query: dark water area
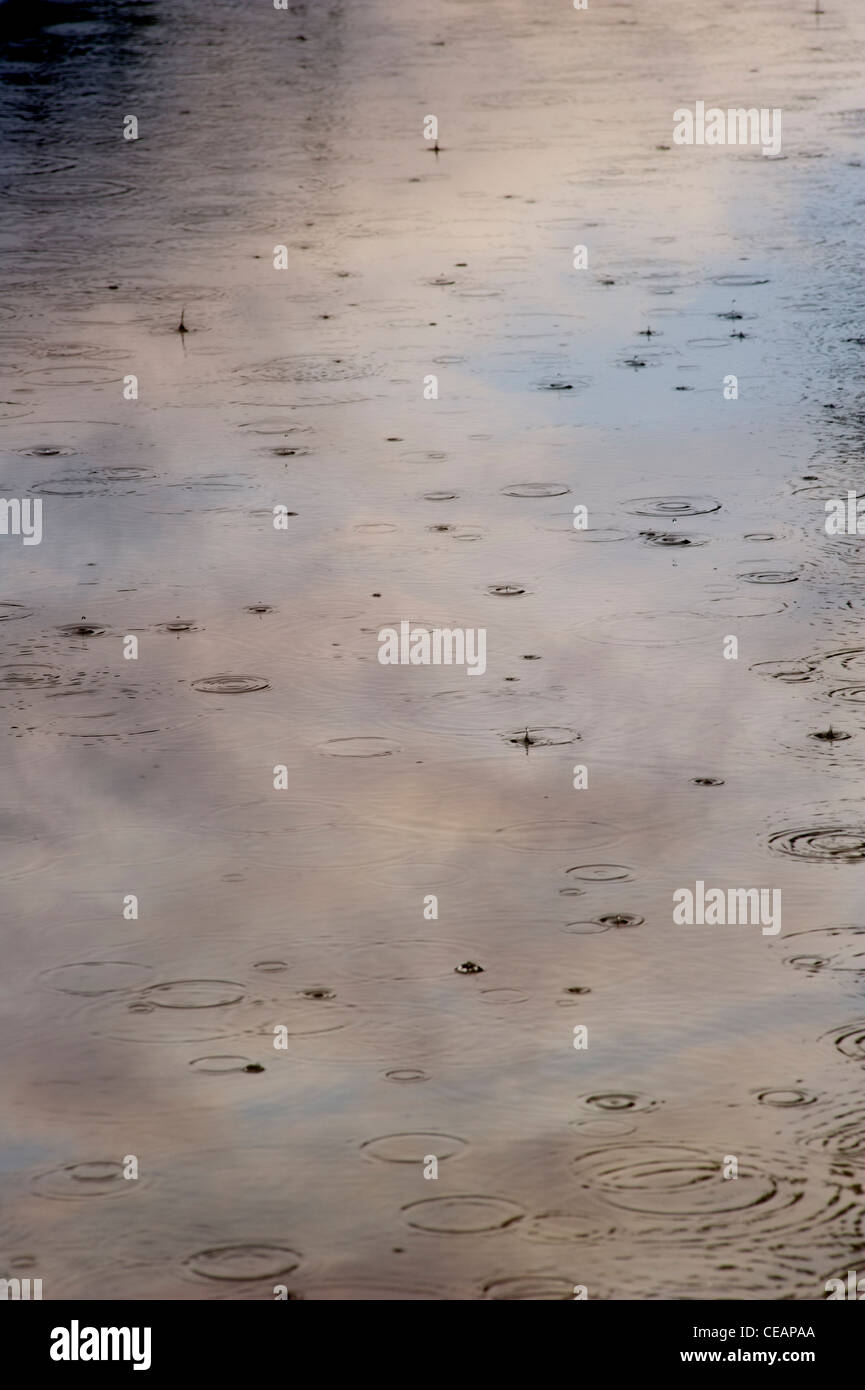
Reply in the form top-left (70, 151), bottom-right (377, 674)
top-left (2, 0), bottom-right (865, 1300)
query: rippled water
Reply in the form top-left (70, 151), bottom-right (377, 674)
top-left (2, 0), bottom-right (865, 1303)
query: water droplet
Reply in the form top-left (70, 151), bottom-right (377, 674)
top-left (572, 1143), bottom-right (829, 1236)
top-left (16, 445), bottom-right (76, 458)
top-left (0, 665), bottom-right (60, 688)
top-left (190, 1056), bottom-right (259, 1074)
top-left (769, 827), bottom-right (865, 863)
top-left (502, 728), bottom-right (580, 749)
top-left (183, 1245), bottom-right (301, 1281)
top-left (191, 675), bottom-right (269, 694)
top-left (32, 1161), bottom-right (135, 1200)
top-left (402, 1195), bottom-right (524, 1233)
top-left (710, 274), bottom-right (770, 287)
top-left (39, 961), bottom-right (152, 996)
top-left (784, 928), bottom-right (865, 973)
top-left (623, 496), bottom-right (721, 517)
top-left (565, 863), bottom-right (633, 882)
top-left (756, 1088), bottom-right (816, 1108)
top-left (482, 1276), bottom-right (575, 1300)
top-left (828, 687), bottom-right (865, 705)
top-left (737, 568), bottom-right (800, 584)
top-left (579, 1092), bottom-right (658, 1112)
top-left (319, 737), bottom-right (400, 757)
top-left (58, 622), bottom-right (105, 637)
top-left (640, 530), bottom-right (708, 547)
top-left (360, 1133), bottom-right (466, 1163)
top-left (141, 980), bottom-right (246, 1009)
top-left (480, 987), bottom-right (529, 1003)
top-left (827, 1023), bottom-right (865, 1062)
top-left (750, 658), bottom-right (818, 684)
top-left (501, 482), bottom-right (570, 498)
top-left (0, 603), bottom-right (33, 622)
